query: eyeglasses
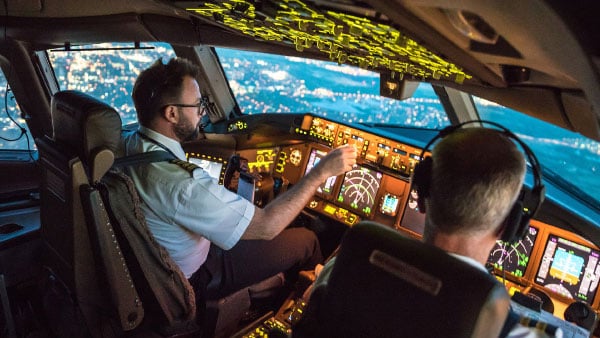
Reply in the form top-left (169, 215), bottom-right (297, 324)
top-left (163, 100), bottom-right (208, 115)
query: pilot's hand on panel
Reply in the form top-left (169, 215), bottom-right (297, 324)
top-left (313, 144), bottom-right (357, 179)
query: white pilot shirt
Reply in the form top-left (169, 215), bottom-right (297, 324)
top-left (122, 126), bottom-right (255, 278)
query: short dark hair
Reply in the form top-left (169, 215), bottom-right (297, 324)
top-left (132, 57), bottom-right (200, 127)
top-left (424, 128), bottom-right (525, 237)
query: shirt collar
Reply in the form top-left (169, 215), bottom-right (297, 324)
top-left (448, 252), bottom-right (487, 273)
top-left (138, 126), bottom-right (187, 161)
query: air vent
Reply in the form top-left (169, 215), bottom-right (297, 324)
top-left (445, 10), bottom-right (498, 44)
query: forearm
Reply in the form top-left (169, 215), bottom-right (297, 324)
top-left (241, 169), bottom-right (328, 240)
top-left (241, 144), bottom-right (356, 240)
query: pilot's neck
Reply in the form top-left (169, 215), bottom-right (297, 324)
top-left (146, 121), bottom-right (183, 144)
top-left (429, 231), bottom-right (496, 266)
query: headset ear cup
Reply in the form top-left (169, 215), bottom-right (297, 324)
top-left (412, 157), bottom-right (432, 213)
top-left (500, 200), bottom-right (525, 243)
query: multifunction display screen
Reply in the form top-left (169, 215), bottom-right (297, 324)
top-left (535, 234), bottom-right (600, 304)
top-left (488, 226), bottom-right (539, 278)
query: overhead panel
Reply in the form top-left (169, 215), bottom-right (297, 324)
top-left (183, 0), bottom-right (472, 84)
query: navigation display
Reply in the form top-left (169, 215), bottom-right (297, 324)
top-left (535, 234), bottom-right (600, 304)
top-left (304, 148), bottom-right (337, 197)
top-left (488, 226), bottom-right (539, 278)
top-left (337, 165), bottom-right (382, 216)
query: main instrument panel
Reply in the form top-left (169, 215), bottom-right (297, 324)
top-left (288, 115), bottom-right (425, 228)
top-left (189, 113), bottom-right (600, 320)
top-left (192, 114), bottom-right (425, 228)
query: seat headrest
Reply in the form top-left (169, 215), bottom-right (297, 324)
top-left (51, 90), bottom-right (122, 163)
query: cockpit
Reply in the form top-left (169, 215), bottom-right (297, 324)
top-left (1, 0), bottom-right (600, 337)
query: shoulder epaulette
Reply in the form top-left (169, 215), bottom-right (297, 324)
top-left (170, 159), bottom-right (199, 176)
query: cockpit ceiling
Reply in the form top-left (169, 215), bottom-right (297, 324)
top-left (180, 0), bottom-right (472, 84)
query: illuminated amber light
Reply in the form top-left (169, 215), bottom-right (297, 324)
top-left (186, 0), bottom-right (471, 83)
top-left (228, 120), bottom-right (248, 132)
top-left (323, 204), bottom-right (337, 215)
top-left (248, 149), bottom-right (278, 172)
top-left (275, 151), bottom-right (287, 173)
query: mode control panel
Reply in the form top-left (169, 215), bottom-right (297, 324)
top-left (298, 115), bottom-right (424, 177)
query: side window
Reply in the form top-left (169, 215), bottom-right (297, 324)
top-left (47, 43), bottom-right (176, 125)
top-left (0, 70), bottom-right (34, 152)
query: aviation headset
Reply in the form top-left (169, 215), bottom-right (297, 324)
top-left (411, 120), bottom-right (545, 244)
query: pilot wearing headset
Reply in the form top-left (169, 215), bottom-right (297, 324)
top-left (302, 125), bottom-right (553, 338)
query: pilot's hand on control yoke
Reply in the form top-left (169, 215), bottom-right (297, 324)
top-left (314, 144), bottom-right (357, 179)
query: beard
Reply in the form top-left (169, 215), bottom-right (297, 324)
top-left (174, 110), bottom-right (201, 142)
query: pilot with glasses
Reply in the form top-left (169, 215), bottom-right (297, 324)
top-left (122, 57), bottom-right (357, 318)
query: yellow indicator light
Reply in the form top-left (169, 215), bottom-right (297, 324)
top-left (187, 0), bottom-right (471, 83)
top-left (323, 204), bottom-right (337, 215)
top-left (228, 120), bottom-right (248, 132)
top-left (508, 286), bottom-right (521, 296)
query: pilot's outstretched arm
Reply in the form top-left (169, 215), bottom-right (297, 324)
top-left (242, 144), bottom-right (356, 240)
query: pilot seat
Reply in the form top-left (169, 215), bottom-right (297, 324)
top-left (293, 220), bottom-right (512, 338)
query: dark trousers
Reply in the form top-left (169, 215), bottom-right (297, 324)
top-left (189, 227), bottom-right (322, 302)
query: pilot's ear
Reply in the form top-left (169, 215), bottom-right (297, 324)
top-left (162, 105), bottom-right (178, 123)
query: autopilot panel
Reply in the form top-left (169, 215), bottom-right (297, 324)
top-left (300, 115), bottom-right (423, 177)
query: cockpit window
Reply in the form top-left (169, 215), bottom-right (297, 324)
top-left (474, 97), bottom-right (600, 206)
top-left (47, 42), bottom-right (175, 125)
top-left (0, 70), bottom-right (34, 152)
top-left (215, 48), bottom-right (449, 129)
